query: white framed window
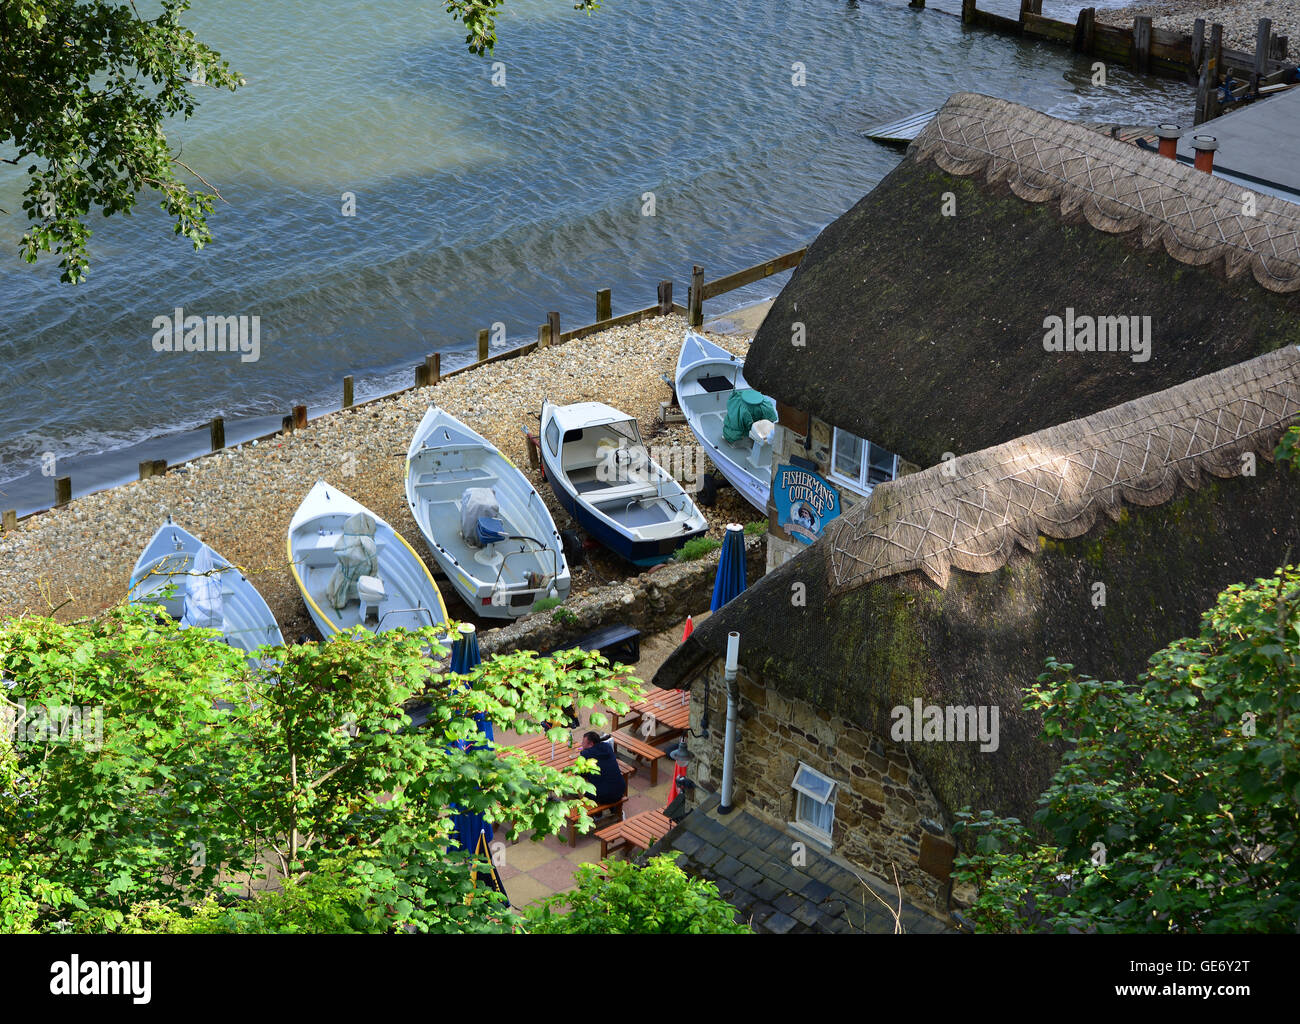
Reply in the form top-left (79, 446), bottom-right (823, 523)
top-left (830, 427), bottom-right (898, 496)
top-left (790, 762), bottom-right (838, 844)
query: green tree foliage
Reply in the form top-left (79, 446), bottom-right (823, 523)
top-left (952, 564), bottom-right (1300, 933)
top-left (0, 600), bottom-right (633, 933)
top-left (444, 1), bottom-right (601, 56)
top-left (525, 854), bottom-right (750, 933)
top-left (2, 2), bottom-right (599, 281)
top-left (1, 1), bottom-right (243, 282)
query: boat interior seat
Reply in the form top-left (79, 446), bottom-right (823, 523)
top-left (591, 481), bottom-right (663, 506)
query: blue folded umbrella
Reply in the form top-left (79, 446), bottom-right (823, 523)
top-left (448, 623), bottom-right (493, 849)
top-left (711, 523), bottom-right (748, 612)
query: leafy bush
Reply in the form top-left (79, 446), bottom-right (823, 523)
top-left (524, 855), bottom-right (749, 933)
top-left (953, 565), bottom-right (1300, 933)
top-left (531, 597), bottom-right (563, 614)
top-left (673, 537), bottom-right (722, 562)
top-left (552, 606), bottom-right (578, 626)
top-left (0, 604), bottom-right (630, 933)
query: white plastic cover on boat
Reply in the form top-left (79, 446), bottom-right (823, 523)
top-left (180, 545), bottom-right (224, 631)
top-left (326, 512), bottom-right (378, 611)
top-left (749, 418), bottom-right (775, 444)
top-left (356, 574), bottom-right (386, 607)
top-left (460, 487), bottom-right (500, 547)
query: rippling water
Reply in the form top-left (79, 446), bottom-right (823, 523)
top-left (0, 0), bottom-right (1190, 509)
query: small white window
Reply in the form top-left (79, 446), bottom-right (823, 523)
top-left (830, 427), bottom-right (898, 497)
top-left (545, 418), bottom-right (561, 456)
top-left (791, 762), bottom-right (837, 843)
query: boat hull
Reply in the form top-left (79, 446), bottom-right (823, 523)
top-left (540, 400), bottom-right (709, 566)
top-left (405, 406), bottom-right (571, 618)
top-left (675, 330), bottom-right (775, 513)
top-left (128, 522), bottom-right (284, 661)
top-left (288, 481), bottom-right (448, 638)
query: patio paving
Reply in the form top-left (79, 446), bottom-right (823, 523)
top-left (486, 620), bottom-right (682, 910)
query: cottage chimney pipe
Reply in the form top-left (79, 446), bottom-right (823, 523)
top-left (719, 632), bottom-right (741, 815)
top-left (1191, 134), bottom-right (1219, 173)
top-left (1154, 123), bottom-right (1183, 160)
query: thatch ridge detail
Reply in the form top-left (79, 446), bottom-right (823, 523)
top-left (824, 346), bottom-right (1300, 594)
top-left (911, 93), bottom-right (1300, 293)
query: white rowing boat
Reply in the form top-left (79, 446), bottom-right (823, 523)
top-left (405, 405), bottom-right (570, 618)
top-left (128, 519), bottom-right (284, 659)
top-left (540, 400), bottom-right (708, 566)
top-left (675, 330), bottom-right (778, 513)
top-left (288, 480), bottom-right (448, 638)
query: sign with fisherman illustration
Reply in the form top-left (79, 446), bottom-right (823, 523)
top-left (774, 465), bottom-right (841, 544)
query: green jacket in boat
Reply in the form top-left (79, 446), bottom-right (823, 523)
top-left (723, 388), bottom-right (777, 444)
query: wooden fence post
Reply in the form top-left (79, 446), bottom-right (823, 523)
top-left (139, 460), bottom-right (152, 480)
top-left (1133, 16), bottom-right (1152, 73)
top-left (1209, 23), bottom-right (1224, 119)
top-left (293, 405), bottom-right (308, 430)
top-left (416, 362), bottom-right (430, 387)
top-left (538, 323), bottom-right (552, 348)
top-left (908, 0), bottom-right (924, 8)
top-left (596, 288), bottom-right (612, 322)
top-left (658, 280), bottom-right (673, 315)
top-left (209, 416), bottom-right (225, 452)
top-left (343, 375), bottom-right (354, 408)
top-left (961, 0), bottom-right (976, 25)
top-left (689, 266), bottom-right (704, 327)
top-left (428, 353), bottom-right (439, 385)
top-left (3, 509), bottom-right (18, 532)
top-left (477, 328), bottom-right (490, 362)
top-left (1191, 19), bottom-right (1206, 76)
top-left (1255, 18), bottom-right (1272, 95)
top-left (54, 476), bottom-right (71, 506)
top-left (1073, 7), bottom-right (1095, 54)
top-left (547, 311), bottom-right (561, 347)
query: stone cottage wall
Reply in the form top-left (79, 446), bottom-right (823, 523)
top-left (681, 659), bottom-right (954, 915)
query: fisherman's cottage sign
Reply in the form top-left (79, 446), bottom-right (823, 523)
top-left (774, 465), bottom-right (841, 544)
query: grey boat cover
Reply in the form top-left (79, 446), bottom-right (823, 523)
top-left (723, 388), bottom-right (778, 444)
top-left (180, 544), bottom-right (223, 630)
top-left (326, 512), bottom-right (379, 611)
top-left (461, 487), bottom-right (501, 547)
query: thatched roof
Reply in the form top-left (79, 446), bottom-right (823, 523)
top-left (744, 93), bottom-right (1300, 468)
top-left (828, 345), bottom-right (1300, 593)
top-left (656, 349), bottom-right (1300, 821)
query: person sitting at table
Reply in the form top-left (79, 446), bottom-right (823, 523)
top-left (579, 730), bottom-right (626, 807)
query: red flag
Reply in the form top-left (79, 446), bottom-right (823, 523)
top-left (682, 615), bottom-right (694, 641)
top-left (667, 761), bottom-right (689, 804)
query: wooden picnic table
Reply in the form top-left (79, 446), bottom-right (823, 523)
top-left (595, 809), bottom-right (675, 859)
top-left (499, 734), bottom-right (635, 783)
top-left (616, 688), bottom-right (690, 740)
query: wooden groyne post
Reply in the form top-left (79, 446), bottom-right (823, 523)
top-left (2, 509), bottom-right (16, 532)
top-left (343, 375), bottom-right (354, 408)
top-left (596, 288), bottom-right (612, 323)
top-left (209, 416), bottom-right (225, 452)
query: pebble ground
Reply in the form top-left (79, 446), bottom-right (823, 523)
top-left (0, 315), bottom-right (762, 640)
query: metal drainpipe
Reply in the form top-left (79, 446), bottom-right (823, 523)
top-left (718, 631), bottom-right (740, 815)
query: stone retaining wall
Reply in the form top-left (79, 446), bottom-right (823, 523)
top-left (480, 534), bottom-right (765, 656)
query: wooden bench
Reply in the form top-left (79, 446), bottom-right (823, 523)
top-left (558, 623), bottom-right (642, 665)
top-left (595, 809), bottom-right (675, 859)
top-left (610, 731), bottom-right (669, 785)
top-left (566, 795), bottom-right (627, 847)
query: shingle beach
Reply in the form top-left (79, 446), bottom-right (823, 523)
top-left (0, 314), bottom-right (761, 640)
